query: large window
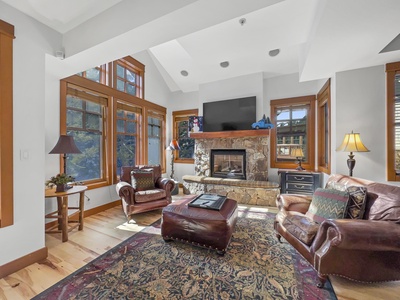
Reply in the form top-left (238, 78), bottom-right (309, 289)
top-left (0, 19), bottom-right (14, 228)
top-left (65, 86), bottom-right (108, 184)
top-left (115, 102), bottom-right (140, 179)
top-left (77, 64), bottom-right (107, 84)
top-left (270, 96), bottom-right (315, 170)
top-left (148, 111), bottom-right (165, 166)
top-left (317, 79), bottom-right (331, 174)
top-left (172, 109), bottom-right (198, 163)
top-left (386, 62), bottom-right (400, 181)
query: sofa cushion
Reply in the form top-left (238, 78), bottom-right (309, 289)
top-left (131, 169), bottom-right (155, 191)
top-left (306, 188), bottom-right (349, 223)
top-left (135, 189), bottom-right (166, 203)
top-left (345, 186), bottom-right (368, 219)
top-left (283, 215), bottom-right (320, 245)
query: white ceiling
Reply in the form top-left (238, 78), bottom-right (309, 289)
top-left (3, 0), bottom-right (400, 93)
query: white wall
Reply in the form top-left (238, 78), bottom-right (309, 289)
top-left (0, 2), bottom-right (62, 265)
top-left (335, 65), bottom-right (394, 184)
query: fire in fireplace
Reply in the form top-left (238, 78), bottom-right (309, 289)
top-left (210, 149), bottom-right (246, 179)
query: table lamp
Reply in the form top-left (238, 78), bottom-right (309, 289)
top-left (337, 131), bottom-right (369, 176)
top-left (291, 148), bottom-right (305, 171)
top-left (49, 135), bottom-right (81, 174)
top-left (166, 139), bottom-right (180, 180)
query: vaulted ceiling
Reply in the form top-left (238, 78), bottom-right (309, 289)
top-left (3, 0), bottom-right (400, 92)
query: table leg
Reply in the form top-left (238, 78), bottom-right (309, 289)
top-left (61, 196), bottom-right (68, 242)
top-left (57, 197), bottom-right (63, 230)
top-left (78, 191), bottom-right (85, 230)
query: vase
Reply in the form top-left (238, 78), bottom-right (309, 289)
top-left (56, 184), bottom-right (67, 192)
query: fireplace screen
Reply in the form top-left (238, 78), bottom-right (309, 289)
top-left (210, 149), bottom-right (246, 179)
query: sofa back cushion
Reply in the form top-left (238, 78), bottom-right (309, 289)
top-left (306, 188), bottom-right (349, 223)
top-left (120, 165), bottom-right (161, 183)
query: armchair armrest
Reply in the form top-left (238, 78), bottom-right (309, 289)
top-left (116, 181), bottom-right (136, 205)
top-left (156, 177), bottom-right (175, 192)
top-left (277, 194), bottom-right (312, 214)
top-left (313, 219), bottom-right (400, 252)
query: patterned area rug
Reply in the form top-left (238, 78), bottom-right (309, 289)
top-left (33, 207), bottom-right (336, 299)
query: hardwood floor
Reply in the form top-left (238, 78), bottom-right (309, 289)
top-left (0, 194), bottom-right (399, 299)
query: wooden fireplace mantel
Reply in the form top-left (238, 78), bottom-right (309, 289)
top-left (189, 129), bottom-right (270, 139)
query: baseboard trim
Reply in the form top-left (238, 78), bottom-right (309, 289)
top-left (45, 199), bottom-right (121, 230)
top-left (0, 246), bottom-right (48, 279)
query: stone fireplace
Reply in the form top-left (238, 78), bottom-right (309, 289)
top-left (193, 134), bottom-right (269, 181)
top-left (210, 149), bottom-right (246, 179)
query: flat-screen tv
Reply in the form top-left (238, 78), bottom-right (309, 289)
top-left (203, 96), bottom-right (256, 132)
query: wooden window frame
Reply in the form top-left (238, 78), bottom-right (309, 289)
top-left (60, 82), bottom-right (112, 189)
top-left (78, 64), bottom-right (108, 85)
top-left (113, 56), bottom-right (144, 99)
top-left (317, 79), bottom-right (331, 174)
top-left (270, 95), bottom-right (316, 170)
top-left (386, 61), bottom-right (400, 181)
top-left (146, 109), bottom-right (166, 173)
top-left (0, 20), bottom-right (14, 228)
top-left (172, 109), bottom-right (198, 164)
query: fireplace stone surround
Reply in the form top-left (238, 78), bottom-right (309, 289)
top-left (183, 130), bottom-right (280, 206)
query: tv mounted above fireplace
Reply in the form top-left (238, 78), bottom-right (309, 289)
top-left (203, 96), bottom-right (256, 132)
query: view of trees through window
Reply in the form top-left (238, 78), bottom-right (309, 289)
top-left (177, 119), bottom-right (195, 159)
top-left (66, 94), bottom-right (105, 182)
top-left (116, 107), bottom-right (138, 177)
top-left (148, 116), bottom-right (162, 165)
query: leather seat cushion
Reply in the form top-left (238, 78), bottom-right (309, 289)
top-left (283, 214), bottom-right (320, 245)
top-left (135, 189), bottom-right (166, 203)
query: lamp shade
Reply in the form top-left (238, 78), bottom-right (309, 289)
top-left (337, 131), bottom-right (369, 153)
top-left (169, 139), bottom-right (181, 150)
top-left (291, 148), bottom-right (304, 157)
top-left (49, 135), bottom-right (81, 154)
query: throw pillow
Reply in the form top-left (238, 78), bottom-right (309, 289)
top-left (306, 188), bottom-right (349, 223)
top-left (345, 186), bottom-right (368, 219)
top-left (131, 169), bottom-right (154, 191)
top-left (283, 215), bottom-right (320, 246)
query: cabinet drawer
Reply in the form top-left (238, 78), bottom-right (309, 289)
top-left (285, 189), bottom-right (314, 195)
top-left (286, 174), bottom-right (314, 183)
top-left (286, 182), bottom-right (314, 191)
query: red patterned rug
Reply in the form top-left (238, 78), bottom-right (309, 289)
top-left (33, 208), bottom-right (336, 299)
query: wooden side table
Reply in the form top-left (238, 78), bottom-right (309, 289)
top-left (45, 185), bottom-right (87, 242)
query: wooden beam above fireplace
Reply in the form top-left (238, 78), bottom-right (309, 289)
top-left (189, 129), bottom-right (270, 139)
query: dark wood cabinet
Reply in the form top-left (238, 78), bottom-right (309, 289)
top-left (278, 170), bottom-right (321, 195)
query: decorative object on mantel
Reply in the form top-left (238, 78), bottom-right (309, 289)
top-left (337, 131), bottom-right (369, 176)
top-left (251, 114), bottom-right (274, 129)
top-left (291, 148), bottom-right (305, 171)
top-left (166, 139), bottom-right (180, 180)
top-left (46, 173), bottom-right (75, 192)
top-left (49, 135), bottom-right (81, 174)
top-left (188, 116), bottom-right (203, 133)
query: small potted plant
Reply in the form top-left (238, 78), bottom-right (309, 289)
top-left (46, 173), bottom-right (75, 192)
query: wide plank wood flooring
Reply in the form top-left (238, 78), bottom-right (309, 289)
top-left (0, 194), bottom-right (399, 299)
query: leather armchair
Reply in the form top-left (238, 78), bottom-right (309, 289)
top-left (274, 174), bottom-right (400, 287)
top-left (116, 165), bottom-right (175, 219)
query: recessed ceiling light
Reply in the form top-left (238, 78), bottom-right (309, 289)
top-left (180, 70), bottom-right (189, 76)
top-left (239, 18), bottom-right (246, 26)
top-left (220, 61), bottom-right (229, 68)
top-left (269, 49), bottom-right (280, 57)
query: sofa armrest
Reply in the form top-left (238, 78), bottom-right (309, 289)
top-left (277, 193), bottom-right (312, 214)
top-left (116, 181), bottom-right (136, 205)
top-left (313, 219), bottom-right (400, 252)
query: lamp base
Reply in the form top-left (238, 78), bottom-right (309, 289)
top-left (295, 157), bottom-right (305, 171)
top-left (295, 165), bottom-right (305, 171)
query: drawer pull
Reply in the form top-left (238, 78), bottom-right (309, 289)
top-left (294, 185), bottom-right (305, 189)
top-left (294, 176), bottom-right (305, 181)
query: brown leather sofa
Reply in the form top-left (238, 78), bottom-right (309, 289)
top-left (274, 174), bottom-right (400, 287)
top-left (116, 165), bottom-right (175, 219)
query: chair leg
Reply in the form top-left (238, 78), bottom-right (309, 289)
top-left (317, 274), bottom-right (327, 288)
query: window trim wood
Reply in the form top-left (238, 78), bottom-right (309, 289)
top-left (386, 61), bottom-right (400, 181)
top-left (0, 19), bottom-right (14, 228)
top-left (317, 79), bottom-right (331, 174)
top-left (270, 95), bottom-right (316, 170)
top-left (172, 109), bottom-right (198, 164)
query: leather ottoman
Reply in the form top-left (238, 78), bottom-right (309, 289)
top-left (161, 197), bottom-right (238, 255)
